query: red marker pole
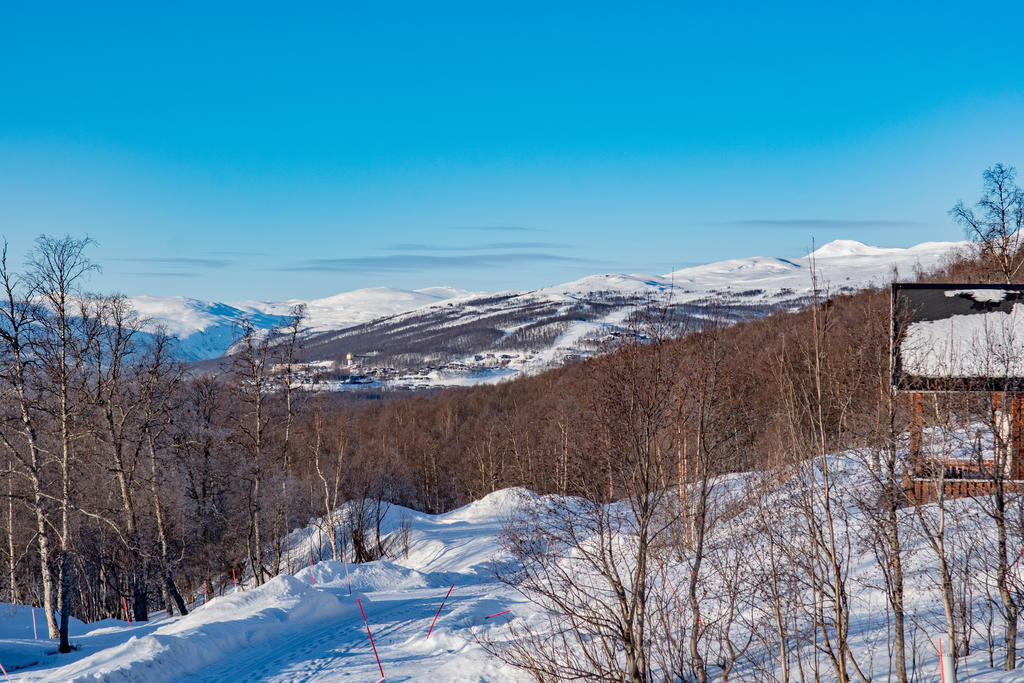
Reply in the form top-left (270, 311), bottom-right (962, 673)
top-left (0, 659), bottom-right (11, 682)
top-left (938, 637), bottom-right (946, 683)
top-left (232, 568), bottom-right (237, 589)
top-left (357, 598), bottom-right (385, 680)
top-left (122, 596), bottom-right (132, 625)
top-left (308, 552), bottom-right (315, 587)
top-left (427, 584), bottom-right (455, 639)
top-left (203, 581), bottom-right (209, 605)
top-left (655, 557), bottom-right (685, 613)
top-left (485, 609), bottom-right (511, 619)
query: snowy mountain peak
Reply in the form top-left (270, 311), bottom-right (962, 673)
top-left (414, 286), bottom-right (478, 300)
top-left (807, 239), bottom-right (897, 259)
top-left (663, 256), bottom-right (801, 285)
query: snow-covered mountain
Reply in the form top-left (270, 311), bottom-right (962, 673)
top-left (128, 286), bottom-right (474, 361)
top-left (133, 239), bottom-right (967, 378)
top-left (284, 238), bottom-right (967, 387)
top-left (552, 238), bottom-right (962, 299)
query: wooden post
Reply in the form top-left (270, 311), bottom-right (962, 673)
top-left (994, 392), bottom-right (1001, 466)
top-left (909, 392), bottom-right (924, 469)
top-left (1011, 394), bottom-right (1024, 479)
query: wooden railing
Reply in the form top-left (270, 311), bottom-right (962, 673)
top-left (903, 475), bottom-right (1024, 506)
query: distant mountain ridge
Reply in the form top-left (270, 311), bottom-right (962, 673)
top-left (132, 239), bottom-right (967, 381)
top-left (128, 286), bottom-right (475, 361)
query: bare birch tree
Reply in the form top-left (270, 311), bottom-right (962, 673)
top-left (0, 242), bottom-right (59, 638)
top-left (231, 320), bottom-right (274, 585)
top-left (27, 234), bottom-right (98, 653)
top-left (951, 163), bottom-right (1024, 284)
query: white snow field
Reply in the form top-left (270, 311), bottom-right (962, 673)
top-left (4, 444), bottom-right (1024, 680)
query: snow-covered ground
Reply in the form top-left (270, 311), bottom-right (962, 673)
top-left (6, 426), bottom-right (1024, 680)
top-left (0, 491), bottom-right (531, 682)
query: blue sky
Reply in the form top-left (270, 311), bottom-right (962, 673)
top-left (2, 2), bottom-right (1023, 300)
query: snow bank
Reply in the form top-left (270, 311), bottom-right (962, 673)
top-left (298, 559), bottom-right (438, 592)
top-left (34, 575), bottom-right (350, 682)
top-left (0, 604), bottom-right (82, 641)
top-left (0, 605), bottom-right (84, 673)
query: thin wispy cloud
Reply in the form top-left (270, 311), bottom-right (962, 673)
top-left (723, 219), bottom-right (926, 229)
top-left (118, 270), bottom-right (200, 278)
top-left (448, 225), bottom-right (545, 233)
top-left (383, 241), bottom-right (568, 252)
top-left (205, 250), bottom-right (269, 257)
top-left (653, 261), bottom-right (704, 272)
top-left (284, 252), bottom-right (597, 273)
top-left (108, 257), bottom-right (232, 268)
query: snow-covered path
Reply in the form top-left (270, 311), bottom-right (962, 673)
top-left (175, 583), bottom-right (520, 682)
top-left (1, 491), bottom-right (532, 682)
top-left (5, 479), bottom-right (1024, 681)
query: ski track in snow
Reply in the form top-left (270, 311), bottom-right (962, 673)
top-left (2, 492), bottom-right (529, 682)
top-left (178, 585), bottom-right (514, 682)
